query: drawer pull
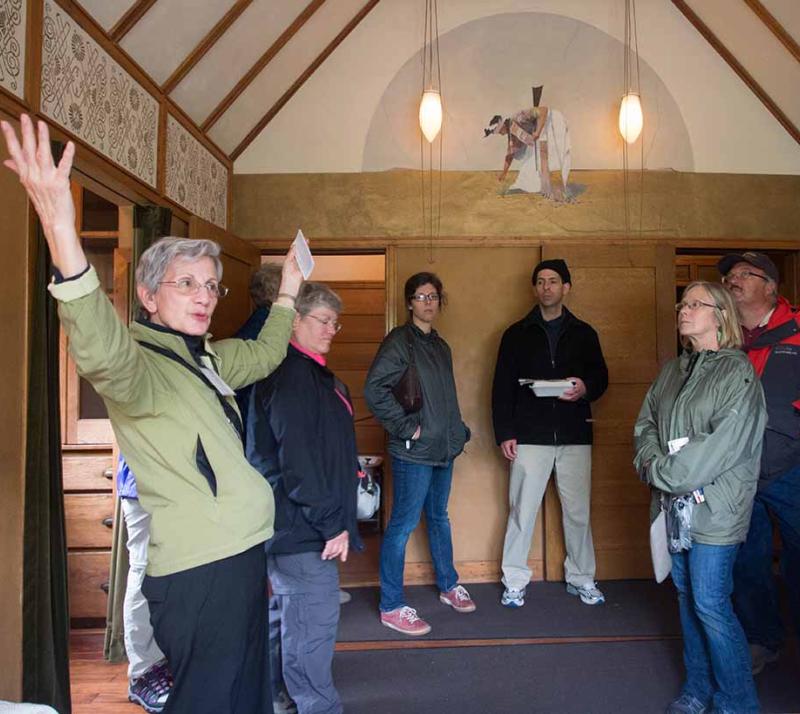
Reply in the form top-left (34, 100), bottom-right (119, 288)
top-left (102, 467), bottom-right (114, 480)
top-left (100, 581), bottom-right (109, 594)
top-left (102, 516), bottom-right (113, 529)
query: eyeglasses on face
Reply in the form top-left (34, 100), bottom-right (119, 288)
top-left (411, 293), bottom-right (441, 303)
top-left (159, 277), bottom-right (228, 298)
top-left (722, 270), bottom-right (768, 284)
top-left (304, 313), bottom-right (342, 333)
top-left (674, 300), bottom-right (720, 313)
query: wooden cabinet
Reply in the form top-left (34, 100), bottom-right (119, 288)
top-left (61, 185), bottom-right (131, 625)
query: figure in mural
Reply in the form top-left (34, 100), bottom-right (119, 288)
top-left (484, 86), bottom-right (572, 201)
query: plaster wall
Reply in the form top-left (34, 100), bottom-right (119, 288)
top-left (233, 169), bottom-right (800, 242)
top-left (235, 0), bottom-right (800, 175)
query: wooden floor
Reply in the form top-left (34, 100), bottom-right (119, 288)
top-left (70, 630), bottom-right (136, 714)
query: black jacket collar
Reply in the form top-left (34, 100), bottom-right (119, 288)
top-left (522, 304), bottom-right (575, 329)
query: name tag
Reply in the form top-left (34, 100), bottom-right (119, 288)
top-left (199, 367), bottom-right (235, 397)
top-left (668, 436), bottom-right (689, 455)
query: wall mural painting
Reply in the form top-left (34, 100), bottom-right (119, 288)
top-left (165, 115), bottom-right (228, 229)
top-left (363, 13), bottom-right (694, 213)
top-left (40, 1), bottom-right (158, 186)
top-left (483, 85), bottom-right (579, 203)
top-left (0, 0), bottom-right (25, 99)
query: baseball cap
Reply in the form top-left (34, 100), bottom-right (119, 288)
top-left (717, 252), bottom-right (779, 283)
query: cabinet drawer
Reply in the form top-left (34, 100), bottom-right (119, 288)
top-left (68, 551), bottom-right (110, 619)
top-left (65, 494), bottom-right (115, 548)
top-left (63, 453), bottom-right (114, 491)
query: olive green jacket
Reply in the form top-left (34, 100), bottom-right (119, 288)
top-left (50, 266), bottom-right (295, 575)
top-left (633, 348), bottom-right (766, 545)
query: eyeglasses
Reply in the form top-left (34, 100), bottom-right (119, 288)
top-left (159, 277), bottom-right (229, 298)
top-left (304, 313), bottom-right (342, 333)
top-left (411, 293), bottom-right (440, 303)
top-left (675, 300), bottom-right (720, 312)
top-left (722, 270), bottom-right (769, 284)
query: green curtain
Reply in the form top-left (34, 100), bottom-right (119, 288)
top-left (104, 204), bottom-right (172, 663)
top-left (23, 221), bottom-right (72, 712)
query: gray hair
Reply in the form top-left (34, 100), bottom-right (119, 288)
top-left (249, 262), bottom-right (283, 308)
top-left (295, 281), bottom-right (342, 316)
top-left (135, 237), bottom-right (223, 320)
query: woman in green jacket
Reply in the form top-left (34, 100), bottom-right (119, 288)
top-left (634, 281), bottom-right (766, 714)
top-left (2, 115), bottom-right (303, 714)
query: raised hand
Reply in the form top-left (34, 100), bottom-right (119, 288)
top-left (1, 114), bottom-right (87, 276)
top-left (275, 244), bottom-right (304, 304)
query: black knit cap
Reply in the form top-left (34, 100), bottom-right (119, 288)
top-left (532, 259), bottom-right (571, 285)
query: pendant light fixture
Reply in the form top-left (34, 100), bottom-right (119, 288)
top-left (619, 0), bottom-right (643, 143)
top-left (419, 0), bottom-right (442, 142)
top-left (419, 0), bottom-right (442, 263)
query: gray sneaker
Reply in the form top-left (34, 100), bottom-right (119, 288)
top-left (566, 581), bottom-right (605, 605)
top-left (501, 587), bottom-right (525, 608)
top-left (665, 693), bottom-right (709, 714)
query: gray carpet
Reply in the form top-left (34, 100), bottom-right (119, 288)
top-left (338, 580), bottom-right (681, 642)
top-left (333, 639), bottom-right (800, 714)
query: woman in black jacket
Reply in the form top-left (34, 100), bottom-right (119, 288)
top-left (246, 282), bottom-right (363, 714)
top-left (365, 272), bottom-right (474, 636)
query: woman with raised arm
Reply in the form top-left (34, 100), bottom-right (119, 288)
top-left (2, 114), bottom-right (304, 714)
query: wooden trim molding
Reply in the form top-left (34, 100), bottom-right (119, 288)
top-left (25, 0), bottom-right (44, 111)
top-left (742, 0), bottom-right (800, 63)
top-left (672, 0), bottom-right (800, 145)
top-left (161, 0), bottom-right (254, 95)
top-left (230, 0), bottom-right (381, 160)
top-left (109, 0), bottom-right (157, 42)
top-left (201, 0), bottom-right (327, 132)
top-left (251, 235), bottom-right (800, 252)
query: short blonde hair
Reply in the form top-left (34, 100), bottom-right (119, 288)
top-left (680, 281), bottom-right (743, 351)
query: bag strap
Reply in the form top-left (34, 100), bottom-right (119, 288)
top-left (405, 325), bottom-right (416, 367)
top-left (138, 341), bottom-right (244, 445)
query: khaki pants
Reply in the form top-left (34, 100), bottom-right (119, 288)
top-left (501, 444), bottom-right (596, 591)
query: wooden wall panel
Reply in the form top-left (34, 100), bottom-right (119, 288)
top-left (190, 216), bottom-right (259, 339)
top-left (542, 242), bottom-right (675, 581)
top-left (395, 247), bottom-right (544, 578)
top-left (0, 113), bottom-right (30, 700)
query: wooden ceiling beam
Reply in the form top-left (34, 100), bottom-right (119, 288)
top-left (230, 0), bottom-right (381, 161)
top-left (742, 0), bottom-right (800, 63)
top-left (162, 0), bottom-right (254, 95)
top-left (201, 0), bottom-right (327, 132)
top-left (672, 0), bottom-right (800, 146)
top-left (109, 0), bottom-right (158, 42)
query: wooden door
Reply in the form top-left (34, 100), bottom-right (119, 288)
top-left (541, 242), bottom-right (675, 580)
top-left (189, 216), bottom-right (260, 337)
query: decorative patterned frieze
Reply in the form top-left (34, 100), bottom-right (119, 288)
top-left (165, 115), bottom-right (228, 229)
top-left (40, 1), bottom-right (158, 186)
top-left (0, 0), bottom-right (26, 98)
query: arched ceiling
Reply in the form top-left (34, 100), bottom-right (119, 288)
top-left (74, 0), bottom-right (380, 159)
top-left (70, 0), bottom-right (799, 166)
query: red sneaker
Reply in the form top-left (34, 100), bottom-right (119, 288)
top-left (380, 606), bottom-right (432, 636)
top-left (439, 585), bottom-right (476, 613)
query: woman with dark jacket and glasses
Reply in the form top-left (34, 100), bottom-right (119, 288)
top-left (246, 281), bottom-right (363, 714)
top-left (365, 272), bottom-right (474, 636)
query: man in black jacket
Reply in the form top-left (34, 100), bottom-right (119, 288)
top-left (492, 259), bottom-right (608, 608)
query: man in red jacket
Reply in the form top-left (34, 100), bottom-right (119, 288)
top-left (719, 252), bottom-right (800, 676)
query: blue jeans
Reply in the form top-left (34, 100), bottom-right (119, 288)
top-left (379, 457), bottom-right (459, 612)
top-left (671, 544), bottom-right (759, 713)
top-left (733, 464), bottom-right (800, 652)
